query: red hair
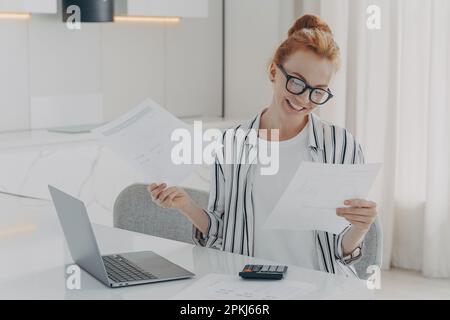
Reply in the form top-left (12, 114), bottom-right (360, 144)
top-left (272, 14), bottom-right (340, 71)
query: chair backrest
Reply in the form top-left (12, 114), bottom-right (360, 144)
top-left (113, 184), bottom-right (209, 244)
top-left (353, 216), bottom-right (383, 280)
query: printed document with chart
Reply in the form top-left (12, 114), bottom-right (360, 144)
top-left (262, 162), bottom-right (382, 234)
top-left (92, 99), bottom-right (196, 185)
top-left (171, 273), bottom-right (318, 300)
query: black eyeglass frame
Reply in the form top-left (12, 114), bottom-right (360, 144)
top-left (276, 64), bottom-right (334, 105)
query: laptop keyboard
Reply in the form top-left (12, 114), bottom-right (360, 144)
top-left (102, 255), bottom-right (157, 283)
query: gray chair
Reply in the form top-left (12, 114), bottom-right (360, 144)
top-left (353, 217), bottom-right (383, 280)
top-left (113, 184), bottom-right (208, 244)
top-left (113, 184), bottom-right (382, 279)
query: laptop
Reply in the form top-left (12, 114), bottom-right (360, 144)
top-left (48, 185), bottom-right (195, 288)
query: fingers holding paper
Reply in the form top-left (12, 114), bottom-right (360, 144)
top-left (148, 183), bottom-right (191, 210)
top-left (336, 199), bottom-right (377, 232)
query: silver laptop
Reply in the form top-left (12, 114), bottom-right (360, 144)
top-left (48, 185), bottom-right (195, 288)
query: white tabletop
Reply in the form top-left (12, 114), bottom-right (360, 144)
top-left (0, 194), bottom-right (373, 300)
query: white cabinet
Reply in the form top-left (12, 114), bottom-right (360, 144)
top-left (117, 0), bottom-right (209, 18)
top-left (0, 0), bottom-right (57, 13)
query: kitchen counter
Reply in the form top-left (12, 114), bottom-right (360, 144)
top-left (0, 117), bottom-right (244, 226)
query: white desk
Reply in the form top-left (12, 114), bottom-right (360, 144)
top-left (0, 194), bottom-right (373, 300)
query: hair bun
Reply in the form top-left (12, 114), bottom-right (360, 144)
top-left (288, 14), bottom-right (332, 37)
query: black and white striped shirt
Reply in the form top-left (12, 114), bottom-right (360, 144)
top-left (193, 112), bottom-right (366, 278)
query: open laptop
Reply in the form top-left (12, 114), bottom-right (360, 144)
top-left (48, 185), bottom-right (195, 288)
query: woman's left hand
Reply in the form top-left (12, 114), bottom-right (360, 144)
top-left (336, 199), bottom-right (377, 232)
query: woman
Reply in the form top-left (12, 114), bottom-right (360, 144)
top-left (148, 14), bottom-right (378, 277)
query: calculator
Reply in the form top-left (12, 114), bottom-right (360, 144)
top-left (239, 264), bottom-right (288, 280)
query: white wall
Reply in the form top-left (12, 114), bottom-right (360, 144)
top-left (224, 0), bottom-right (297, 119)
top-left (0, 0), bottom-right (222, 132)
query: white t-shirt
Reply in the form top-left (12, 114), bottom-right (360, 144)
top-left (253, 124), bottom-right (319, 270)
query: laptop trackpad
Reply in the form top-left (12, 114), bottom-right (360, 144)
top-left (120, 251), bottom-right (194, 279)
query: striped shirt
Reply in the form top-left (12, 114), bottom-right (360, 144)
top-left (192, 112), bottom-right (366, 278)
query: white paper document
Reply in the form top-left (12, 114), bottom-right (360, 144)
top-left (262, 162), bottom-right (382, 234)
top-left (172, 273), bottom-right (318, 300)
top-left (92, 99), bottom-right (196, 185)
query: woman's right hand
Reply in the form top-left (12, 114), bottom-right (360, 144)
top-left (147, 183), bottom-right (192, 212)
top-left (148, 183), bottom-right (210, 235)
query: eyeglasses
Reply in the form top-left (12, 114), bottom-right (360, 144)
top-left (276, 64), bottom-right (334, 105)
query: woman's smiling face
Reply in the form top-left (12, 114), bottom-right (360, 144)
top-left (269, 49), bottom-right (334, 121)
